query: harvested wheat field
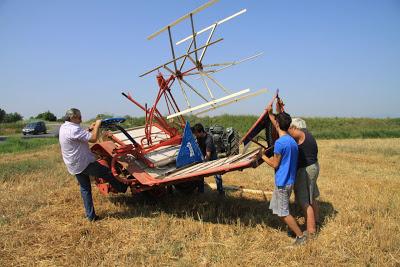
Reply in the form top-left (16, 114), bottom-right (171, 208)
top-left (0, 138), bottom-right (399, 266)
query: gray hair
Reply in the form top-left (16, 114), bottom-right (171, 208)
top-left (64, 108), bottom-right (81, 121)
top-left (290, 117), bottom-right (307, 129)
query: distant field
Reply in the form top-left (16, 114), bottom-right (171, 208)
top-left (2, 117), bottom-right (400, 139)
top-left (104, 115), bottom-right (400, 139)
top-left (188, 115), bottom-right (400, 139)
top-left (0, 121), bottom-right (25, 135)
top-left (0, 138), bottom-right (399, 265)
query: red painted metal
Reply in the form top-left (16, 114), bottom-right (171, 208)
top-left (91, 27), bottom-right (267, 196)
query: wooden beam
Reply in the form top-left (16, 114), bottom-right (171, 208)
top-left (176, 9), bottom-right (247, 45)
top-left (166, 89), bottom-right (250, 119)
top-left (147, 0), bottom-right (220, 40)
top-left (207, 183), bottom-right (273, 196)
top-left (194, 88), bottom-right (268, 116)
top-left (139, 38), bottom-right (223, 77)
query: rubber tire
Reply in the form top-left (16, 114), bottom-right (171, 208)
top-left (226, 129), bottom-right (240, 156)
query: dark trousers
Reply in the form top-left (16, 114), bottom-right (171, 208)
top-left (75, 161), bottom-right (127, 220)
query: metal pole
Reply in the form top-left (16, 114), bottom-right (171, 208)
top-left (200, 24), bottom-right (217, 63)
top-left (180, 78), bottom-right (209, 102)
top-left (200, 72), bottom-right (214, 99)
top-left (202, 72), bottom-right (231, 94)
top-left (190, 13), bottom-right (199, 65)
top-left (139, 38), bottom-right (223, 77)
top-left (179, 38), bottom-right (194, 72)
top-left (168, 26), bottom-right (178, 73)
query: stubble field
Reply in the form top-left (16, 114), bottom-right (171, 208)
top-left (0, 138), bottom-right (399, 266)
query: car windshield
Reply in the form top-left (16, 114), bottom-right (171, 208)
top-left (26, 123), bottom-right (38, 128)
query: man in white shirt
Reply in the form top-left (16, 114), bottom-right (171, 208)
top-left (59, 108), bottom-right (127, 221)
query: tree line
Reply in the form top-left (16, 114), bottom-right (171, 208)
top-left (0, 108), bottom-right (57, 123)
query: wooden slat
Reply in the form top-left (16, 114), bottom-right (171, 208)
top-left (147, 0), bottom-right (220, 40)
top-left (144, 145), bottom-right (180, 167)
top-left (176, 8), bottom-right (246, 45)
top-left (194, 89), bottom-right (267, 116)
top-left (166, 89), bottom-right (250, 119)
top-left (166, 151), bottom-right (254, 178)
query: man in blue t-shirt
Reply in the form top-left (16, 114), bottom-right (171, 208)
top-left (261, 111), bottom-right (306, 245)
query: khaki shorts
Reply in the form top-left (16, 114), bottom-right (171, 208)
top-left (294, 162), bottom-right (320, 207)
top-left (269, 184), bottom-right (293, 217)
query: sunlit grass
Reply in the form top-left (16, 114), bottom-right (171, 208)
top-left (0, 136), bottom-right (58, 154)
top-left (0, 138), bottom-right (399, 265)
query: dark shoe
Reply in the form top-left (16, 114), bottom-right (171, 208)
top-left (293, 235), bottom-right (307, 246)
top-left (88, 215), bottom-right (101, 222)
top-left (218, 189), bottom-right (225, 195)
top-left (287, 229), bottom-right (296, 238)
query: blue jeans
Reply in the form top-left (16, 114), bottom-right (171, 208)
top-left (215, 174), bottom-right (223, 192)
top-left (197, 174), bottom-right (223, 193)
top-left (75, 161), bottom-right (127, 220)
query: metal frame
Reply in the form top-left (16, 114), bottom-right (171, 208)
top-left (138, 0), bottom-right (265, 124)
top-left (92, 1), bottom-right (268, 195)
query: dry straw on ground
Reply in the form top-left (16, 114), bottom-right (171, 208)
top-left (1, 138), bottom-right (399, 266)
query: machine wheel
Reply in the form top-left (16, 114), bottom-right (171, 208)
top-left (174, 181), bottom-right (199, 194)
top-left (226, 130), bottom-right (240, 156)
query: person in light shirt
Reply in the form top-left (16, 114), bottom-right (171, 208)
top-left (59, 108), bottom-right (127, 221)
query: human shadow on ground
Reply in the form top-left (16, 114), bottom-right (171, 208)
top-left (107, 185), bottom-right (337, 232)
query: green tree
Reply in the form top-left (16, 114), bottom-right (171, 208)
top-left (3, 112), bottom-right (23, 123)
top-left (0, 108), bottom-right (5, 123)
top-left (95, 113), bottom-right (114, 120)
top-left (36, 111), bottom-right (57, 121)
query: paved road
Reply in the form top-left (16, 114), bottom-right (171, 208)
top-left (0, 128), bottom-right (60, 142)
top-left (21, 127), bottom-right (60, 139)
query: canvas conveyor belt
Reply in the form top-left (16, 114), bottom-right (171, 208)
top-left (120, 148), bottom-right (260, 181)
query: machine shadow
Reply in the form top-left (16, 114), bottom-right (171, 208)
top-left (108, 186), bottom-right (337, 231)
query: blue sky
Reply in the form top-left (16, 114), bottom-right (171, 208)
top-left (1, 0), bottom-right (399, 120)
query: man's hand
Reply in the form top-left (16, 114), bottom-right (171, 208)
top-left (266, 92), bottom-right (278, 114)
top-left (266, 102), bottom-right (273, 113)
top-left (104, 130), bottom-right (113, 139)
top-left (88, 122), bottom-right (96, 132)
top-left (88, 120), bottom-right (102, 143)
top-left (88, 120), bottom-right (101, 132)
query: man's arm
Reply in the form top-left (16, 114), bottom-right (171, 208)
top-left (88, 120), bottom-right (102, 143)
top-left (261, 153), bottom-right (282, 169)
top-left (205, 150), bottom-right (212, 161)
top-left (266, 98), bottom-right (277, 129)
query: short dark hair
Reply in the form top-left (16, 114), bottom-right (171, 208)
top-left (193, 123), bottom-right (205, 133)
top-left (275, 112), bottom-right (292, 131)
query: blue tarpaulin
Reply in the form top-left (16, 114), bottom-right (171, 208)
top-left (176, 121), bottom-right (204, 168)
